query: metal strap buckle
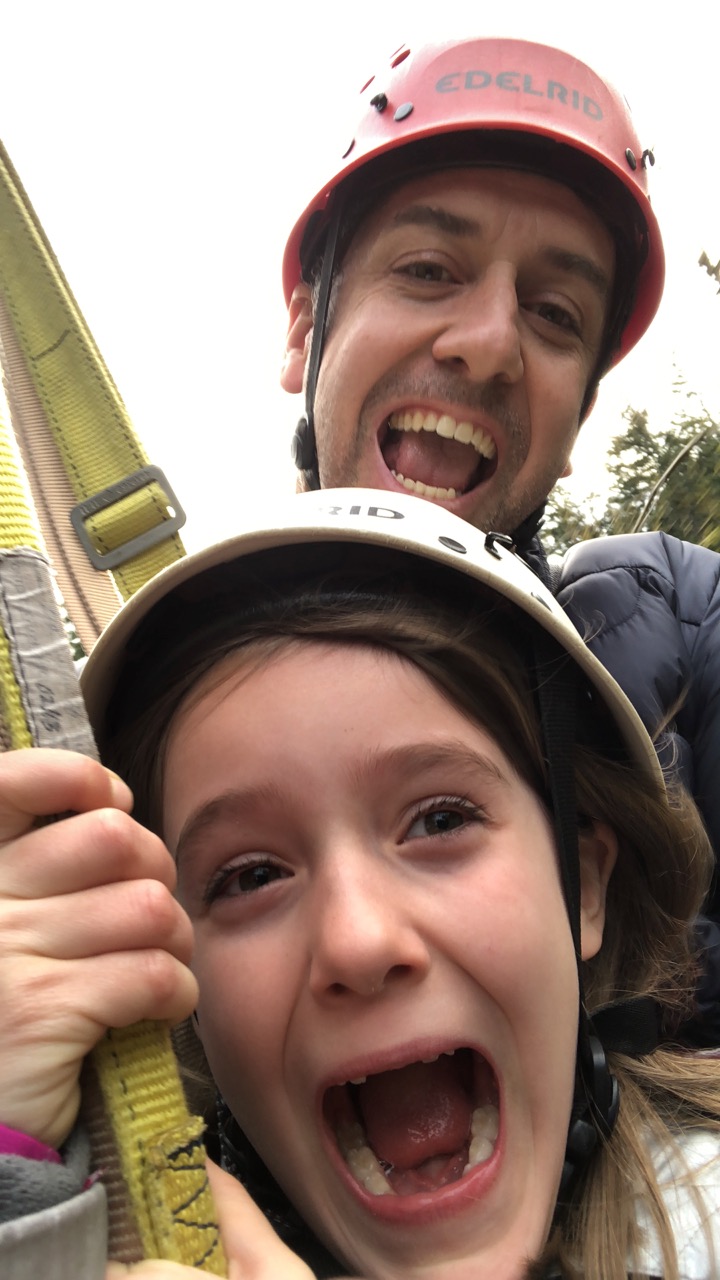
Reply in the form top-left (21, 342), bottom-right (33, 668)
top-left (70, 466), bottom-right (186, 571)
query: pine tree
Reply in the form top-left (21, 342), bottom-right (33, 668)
top-left (544, 401), bottom-right (720, 557)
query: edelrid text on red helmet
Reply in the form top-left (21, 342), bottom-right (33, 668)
top-left (283, 37), bottom-right (664, 363)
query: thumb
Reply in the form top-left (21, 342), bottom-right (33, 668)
top-left (206, 1159), bottom-right (316, 1280)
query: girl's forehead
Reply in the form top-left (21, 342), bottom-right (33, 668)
top-left (170, 637), bottom-right (427, 734)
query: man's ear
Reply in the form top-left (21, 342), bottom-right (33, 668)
top-left (579, 820), bottom-right (618, 961)
top-left (280, 283), bottom-right (313, 393)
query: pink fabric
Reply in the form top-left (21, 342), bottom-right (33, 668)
top-left (0, 1123), bottom-right (61, 1162)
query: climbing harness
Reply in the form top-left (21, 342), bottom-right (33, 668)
top-left (0, 139), bottom-right (225, 1272)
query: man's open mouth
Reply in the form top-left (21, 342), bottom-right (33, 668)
top-left (379, 410), bottom-right (498, 500)
top-left (324, 1048), bottom-right (499, 1197)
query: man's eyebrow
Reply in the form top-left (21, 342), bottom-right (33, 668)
top-left (391, 203), bottom-right (481, 239)
top-left (540, 246), bottom-right (611, 300)
top-left (389, 205), bottom-right (611, 300)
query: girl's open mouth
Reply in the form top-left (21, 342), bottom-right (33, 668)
top-left (323, 1047), bottom-right (499, 1197)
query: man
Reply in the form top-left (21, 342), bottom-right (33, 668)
top-left (280, 37), bottom-right (663, 538)
top-left (278, 36), bottom-right (720, 1033)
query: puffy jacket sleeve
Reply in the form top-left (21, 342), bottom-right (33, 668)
top-left (0, 1127), bottom-right (106, 1279)
top-left (0, 1182), bottom-right (107, 1280)
top-left (555, 532), bottom-right (720, 913)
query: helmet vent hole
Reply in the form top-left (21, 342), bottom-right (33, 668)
top-left (438, 536), bottom-right (467, 555)
top-left (625, 147), bottom-right (638, 171)
top-left (390, 49), bottom-right (411, 69)
top-left (360, 75), bottom-right (375, 94)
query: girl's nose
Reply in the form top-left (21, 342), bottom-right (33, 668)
top-left (308, 856), bottom-right (430, 1002)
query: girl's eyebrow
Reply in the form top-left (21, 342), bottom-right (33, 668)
top-left (173, 740), bottom-right (510, 865)
top-left (349, 739), bottom-right (509, 791)
top-left (174, 783), bottom-right (283, 866)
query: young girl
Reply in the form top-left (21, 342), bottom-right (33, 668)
top-left (1, 488), bottom-right (719, 1280)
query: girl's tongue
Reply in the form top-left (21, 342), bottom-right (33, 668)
top-left (357, 1055), bottom-right (472, 1174)
top-left (328, 1049), bottom-right (499, 1194)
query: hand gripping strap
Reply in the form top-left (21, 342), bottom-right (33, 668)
top-left (0, 551), bottom-right (226, 1270)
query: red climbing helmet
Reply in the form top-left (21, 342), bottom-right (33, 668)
top-left (282, 37), bottom-right (664, 363)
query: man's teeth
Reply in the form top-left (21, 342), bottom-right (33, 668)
top-left (335, 1102), bottom-right (500, 1197)
top-left (392, 473), bottom-right (458, 500)
top-left (388, 410), bottom-right (497, 459)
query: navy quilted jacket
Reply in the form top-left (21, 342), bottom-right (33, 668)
top-left (554, 532), bottom-right (720, 889)
top-left (551, 531), bottom-right (720, 1043)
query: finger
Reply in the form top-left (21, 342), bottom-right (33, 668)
top-left (206, 1159), bottom-right (316, 1280)
top-left (1, 950), bottom-right (199, 1145)
top-left (4, 948), bottom-right (199, 1040)
top-left (0, 749), bottom-right (132, 842)
top-left (0, 807), bottom-right (176, 899)
top-left (0, 877), bottom-right (193, 964)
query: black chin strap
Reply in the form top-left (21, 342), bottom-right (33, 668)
top-left (533, 633), bottom-right (662, 1207)
top-left (291, 196), bottom-right (344, 492)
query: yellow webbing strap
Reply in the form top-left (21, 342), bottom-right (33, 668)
top-left (0, 413), bottom-right (226, 1273)
top-left (92, 1025), bottom-right (226, 1271)
top-left (0, 138), bottom-right (186, 640)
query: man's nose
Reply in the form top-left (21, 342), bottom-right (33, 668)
top-left (431, 265), bottom-right (524, 384)
top-left (308, 855), bottom-right (430, 1002)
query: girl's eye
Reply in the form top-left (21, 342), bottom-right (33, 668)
top-left (404, 798), bottom-right (484, 841)
top-left (205, 859), bottom-right (289, 904)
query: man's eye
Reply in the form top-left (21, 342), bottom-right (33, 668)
top-left (399, 261), bottom-right (453, 283)
top-left (529, 301), bottom-right (581, 335)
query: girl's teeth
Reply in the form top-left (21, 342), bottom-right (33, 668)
top-left (337, 1101), bottom-right (500, 1194)
top-left (471, 1102), bottom-right (499, 1141)
top-left (463, 1103), bottom-right (500, 1173)
top-left (467, 1135), bottom-right (494, 1167)
top-left (349, 1148), bottom-right (393, 1195)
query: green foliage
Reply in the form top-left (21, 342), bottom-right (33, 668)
top-left (544, 400), bottom-right (720, 558)
top-left (61, 604), bottom-right (85, 662)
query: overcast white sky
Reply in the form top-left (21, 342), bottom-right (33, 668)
top-left (0, 1), bottom-right (718, 549)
